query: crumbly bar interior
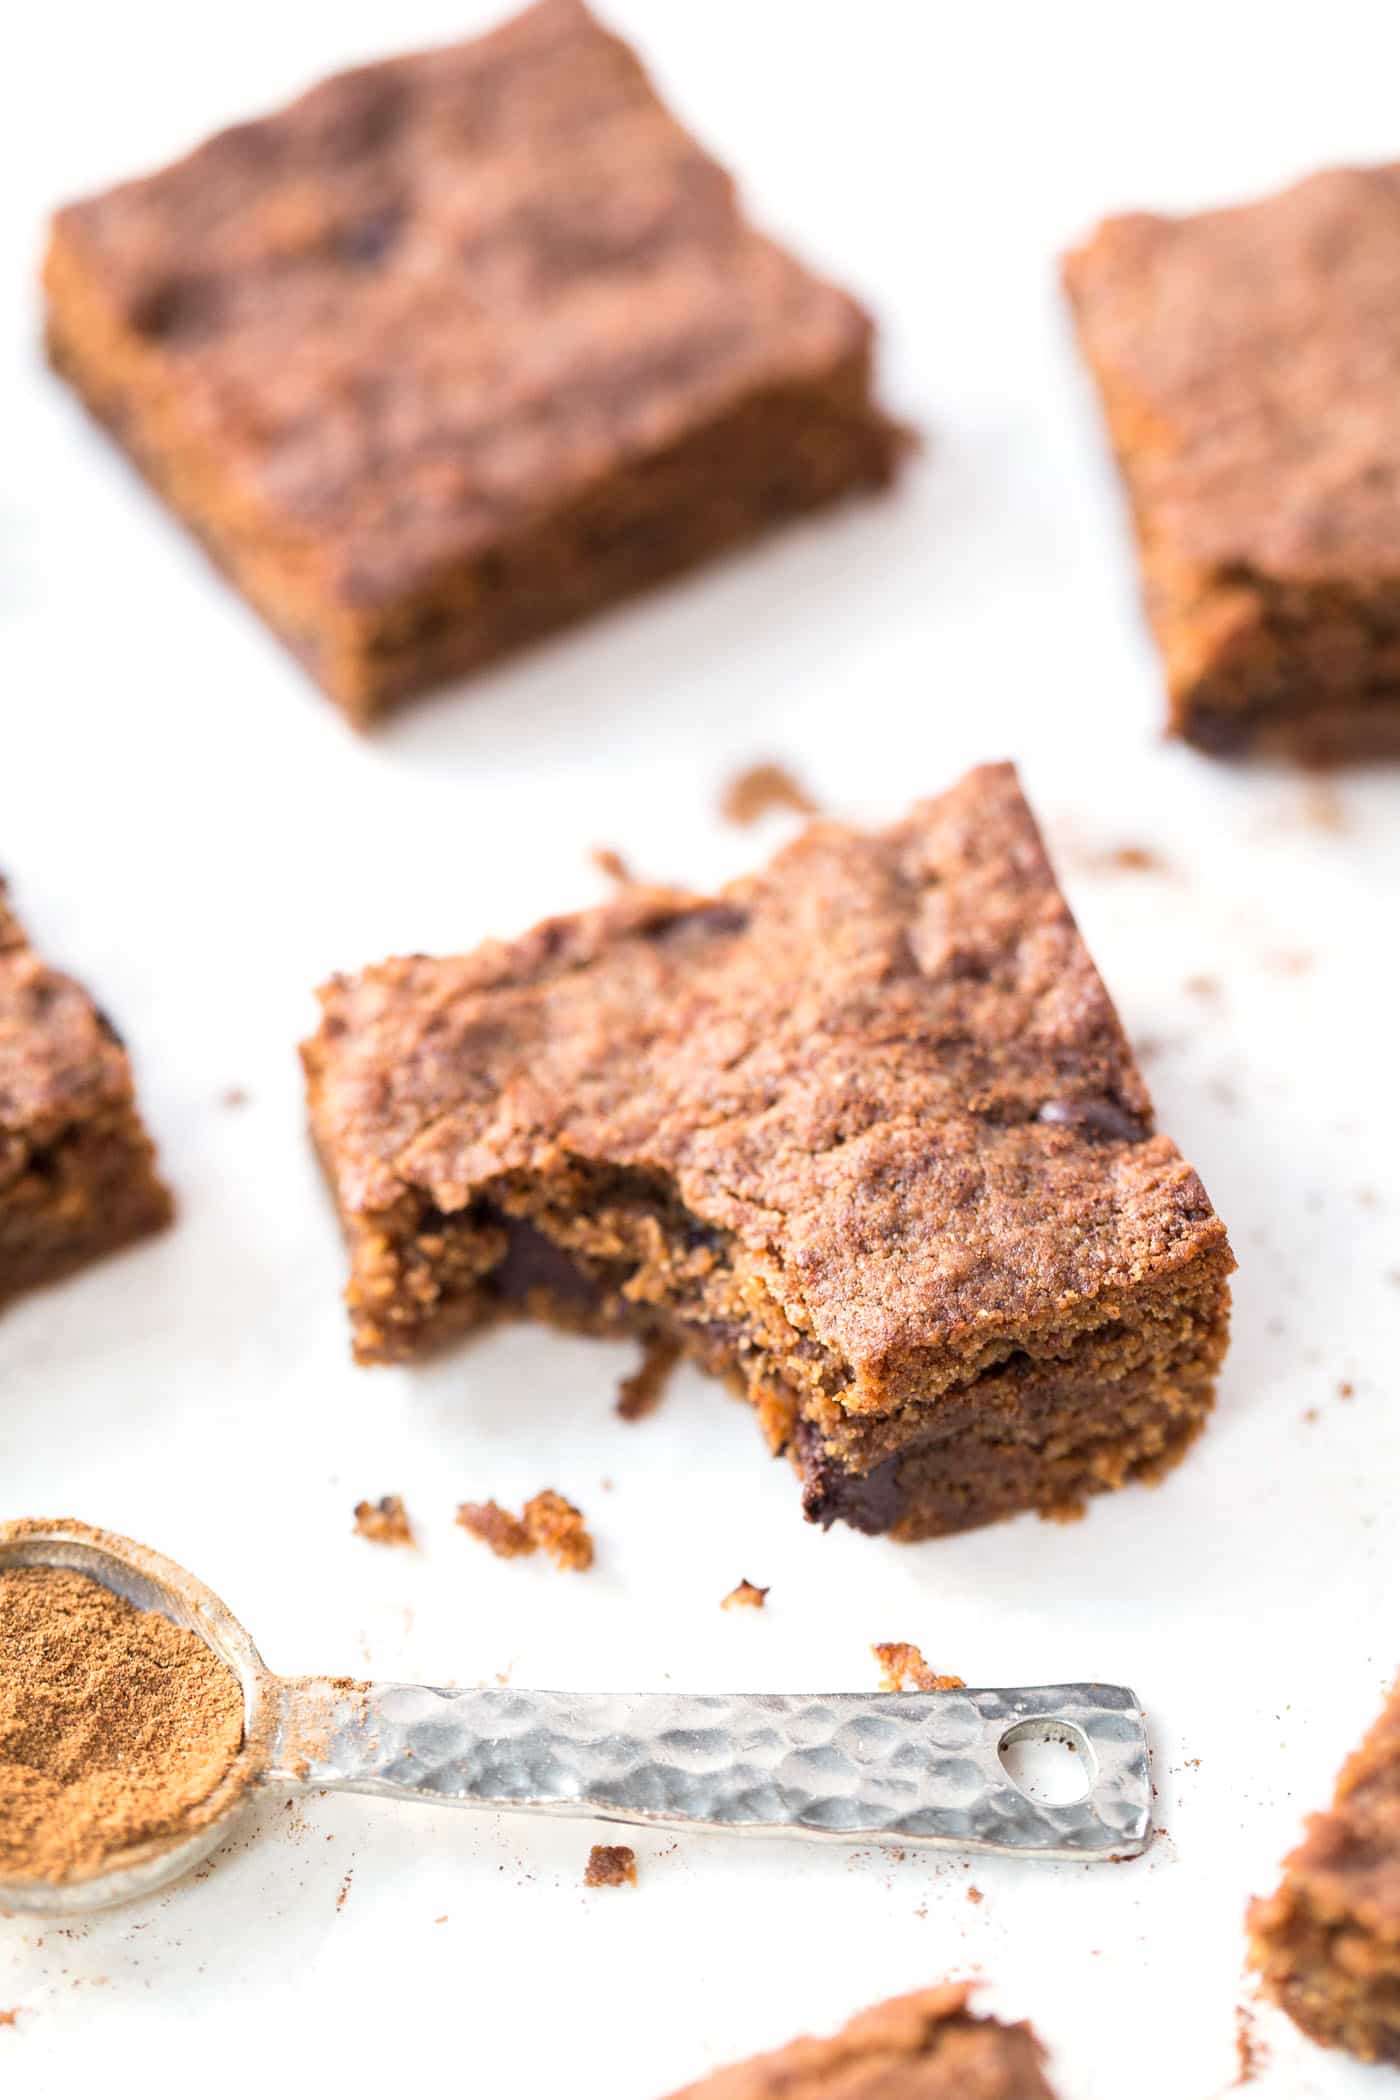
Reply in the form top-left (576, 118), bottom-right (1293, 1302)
top-left (1251, 1884), bottom-right (1400, 2062)
top-left (1251, 1681), bottom-right (1400, 2062)
top-left (340, 1153), bottom-right (1231, 1541)
top-left (0, 1106), bottom-right (170, 1308)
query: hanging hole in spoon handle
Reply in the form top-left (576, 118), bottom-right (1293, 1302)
top-left (267, 1677), bottom-right (1152, 1861)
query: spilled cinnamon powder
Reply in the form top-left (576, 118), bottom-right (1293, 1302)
top-left (0, 1564), bottom-right (244, 1884)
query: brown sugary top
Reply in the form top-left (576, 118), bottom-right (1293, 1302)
top-left (0, 886), bottom-right (135, 1151)
top-left (1064, 164), bottom-right (1400, 584)
top-left (307, 765), bottom-right (1228, 1402)
top-left (662, 1986), bottom-right (1056, 2100)
top-left (49, 0), bottom-right (876, 609)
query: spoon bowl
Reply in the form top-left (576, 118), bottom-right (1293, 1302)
top-left (0, 1518), bottom-right (273, 1915)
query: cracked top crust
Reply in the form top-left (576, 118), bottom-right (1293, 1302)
top-left (0, 888), bottom-right (135, 1150)
top-left (663, 1985), bottom-right (1056, 2100)
top-left (47, 0), bottom-right (879, 609)
top-left (1064, 164), bottom-right (1400, 585)
top-left (304, 765), bottom-right (1229, 1398)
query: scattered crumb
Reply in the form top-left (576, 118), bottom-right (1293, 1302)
top-left (966, 1886), bottom-right (984, 1906)
top-left (1063, 837), bottom-right (1174, 879)
top-left (353, 1495), bottom-right (414, 1547)
top-left (720, 762), bottom-right (819, 827)
top-left (585, 1844), bottom-right (637, 1888)
top-left (872, 1642), bottom-right (966, 1693)
top-left (1183, 973), bottom-right (1222, 1004)
top-left (457, 1499), bottom-right (533, 1559)
top-left (337, 1869), bottom-right (354, 1912)
top-left (1302, 781), bottom-right (1347, 833)
top-left (0, 2010), bottom-right (20, 2029)
top-left (458, 1490), bottom-right (594, 1570)
top-left (1234, 2001), bottom-right (1268, 2085)
top-left (1131, 1033), bottom-right (1184, 1067)
top-left (1185, 1759), bottom-right (1201, 1769)
top-left (590, 845), bottom-right (634, 885)
top-left (1338, 1381), bottom-right (1355, 1400)
top-left (434, 1915), bottom-right (448, 1925)
top-left (1101, 843), bottom-right (1165, 874)
top-left (1263, 948), bottom-right (1314, 976)
top-left (220, 1085), bottom-right (249, 1108)
top-left (524, 1490), bottom-right (594, 1571)
top-left (722, 1579), bottom-right (769, 1611)
top-left (616, 1335), bottom-right (682, 1421)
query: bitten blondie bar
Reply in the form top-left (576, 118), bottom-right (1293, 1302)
top-left (43, 0), bottom-right (905, 724)
top-left (1250, 1674), bottom-right (1400, 2061)
top-left (661, 1986), bottom-right (1059, 2100)
top-left (303, 763), bottom-right (1232, 1542)
top-left (1065, 165), bottom-right (1400, 760)
top-left (0, 886), bottom-right (171, 1307)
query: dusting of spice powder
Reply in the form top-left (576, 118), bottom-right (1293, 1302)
top-left (0, 1564), bottom-right (244, 1884)
top-left (722, 1579), bottom-right (769, 1611)
top-left (585, 1843), bottom-right (637, 1887)
top-left (353, 1495), bottom-right (414, 1546)
top-left (872, 1642), bottom-right (966, 1693)
top-left (457, 1490), bottom-right (593, 1571)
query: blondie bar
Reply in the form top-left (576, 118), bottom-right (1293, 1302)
top-left (1066, 165), bottom-right (1400, 759)
top-left (44, 1), bottom-right (905, 723)
top-left (0, 886), bottom-right (171, 1308)
top-left (303, 764), bottom-right (1232, 1540)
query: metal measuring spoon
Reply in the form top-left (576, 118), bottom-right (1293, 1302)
top-left (0, 1517), bottom-right (1152, 1914)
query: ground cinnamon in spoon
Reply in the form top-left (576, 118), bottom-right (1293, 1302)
top-left (0, 1564), bottom-right (244, 1883)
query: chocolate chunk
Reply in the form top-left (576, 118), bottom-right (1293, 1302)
top-left (797, 1421), bottom-right (909, 1536)
top-left (1037, 1096), bottom-right (1149, 1142)
top-left (487, 1216), bottom-right (606, 1310)
top-left (334, 205), bottom-right (405, 269)
top-left (647, 903), bottom-right (750, 945)
top-left (127, 275), bottom-right (222, 344)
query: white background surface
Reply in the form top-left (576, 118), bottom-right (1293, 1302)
top-left (4, 4), bottom-right (1399, 2095)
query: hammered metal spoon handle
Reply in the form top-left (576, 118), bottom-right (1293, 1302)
top-left (267, 1678), bottom-right (1151, 1860)
top-left (0, 1523), bottom-right (1155, 1913)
